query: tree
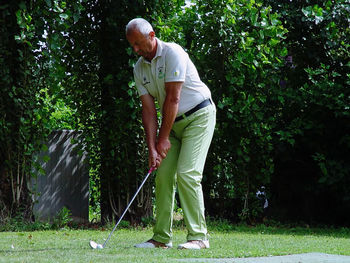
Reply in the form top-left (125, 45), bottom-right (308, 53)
top-left (96, 0), bottom-right (186, 223)
top-left (1, 0), bottom-right (187, 224)
top-left (0, 0), bottom-right (51, 220)
top-left (157, 0), bottom-right (288, 222)
top-left (2, 0), bottom-right (348, 226)
top-left (264, 0), bottom-right (350, 225)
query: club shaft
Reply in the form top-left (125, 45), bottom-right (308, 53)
top-left (102, 167), bottom-right (154, 247)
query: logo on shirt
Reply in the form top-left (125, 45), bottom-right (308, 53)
top-left (142, 76), bottom-right (150, 86)
top-left (158, 66), bottom-right (165, 79)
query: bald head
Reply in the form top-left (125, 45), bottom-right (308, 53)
top-left (125, 18), bottom-right (157, 61)
top-left (126, 18), bottom-right (154, 38)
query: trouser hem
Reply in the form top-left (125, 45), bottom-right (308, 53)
top-left (152, 235), bottom-right (171, 244)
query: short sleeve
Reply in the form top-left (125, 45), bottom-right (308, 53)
top-left (165, 45), bottom-right (187, 82)
top-left (134, 68), bottom-right (148, 97)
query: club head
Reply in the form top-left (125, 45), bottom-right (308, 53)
top-left (89, 240), bottom-right (103, 249)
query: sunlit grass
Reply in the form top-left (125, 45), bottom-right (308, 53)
top-left (0, 225), bottom-right (349, 263)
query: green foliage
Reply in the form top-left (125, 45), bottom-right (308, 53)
top-left (0, 207), bottom-right (72, 231)
top-left (1, 0), bottom-right (349, 227)
top-left (1, 0), bottom-right (187, 224)
top-left (0, 0), bottom-right (53, 219)
top-left (1, 0), bottom-right (96, 221)
top-left (43, 0), bottom-right (102, 217)
top-left (158, 0), bottom-right (287, 222)
top-left (263, 0), bottom-right (350, 225)
top-left (156, 0), bottom-right (350, 225)
top-left (53, 206), bottom-right (73, 229)
top-left (0, 216), bottom-right (51, 232)
top-left (95, 0), bottom-right (187, 222)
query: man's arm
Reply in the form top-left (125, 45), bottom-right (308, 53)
top-left (140, 94), bottom-right (159, 168)
top-left (156, 81), bottom-right (183, 159)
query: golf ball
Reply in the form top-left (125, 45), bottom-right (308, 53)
top-left (97, 244), bottom-right (103, 249)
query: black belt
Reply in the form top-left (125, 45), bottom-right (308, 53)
top-left (175, 99), bottom-right (212, 122)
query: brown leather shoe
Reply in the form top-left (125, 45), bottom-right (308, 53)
top-left (134, 239), bottom-right (173, 248)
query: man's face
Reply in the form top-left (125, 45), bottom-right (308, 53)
top-left (126, 29), bottom-right (155, 61)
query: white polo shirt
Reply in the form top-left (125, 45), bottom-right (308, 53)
top-left (133, 38), bottom-right (211, 116)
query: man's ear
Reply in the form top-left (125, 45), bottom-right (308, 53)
top-left (149, 31), bottom-right (155, 39)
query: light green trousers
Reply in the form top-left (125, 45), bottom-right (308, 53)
top-left (152, 102), bottom-right (216, 243)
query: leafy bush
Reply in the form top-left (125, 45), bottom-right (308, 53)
top-left (0, 207), bottom-right (73, 232)
top-left (265, 0), bottom-right (350, 226)
top-left (0, 0), bottom-right (53, 219)
top-left (158, 0), bottom-right (287, 222)
top-left (52, 207), bottom-right (73, 229)
top-left (1, 0), bottom-right (348, 227)
top-left (157, 0), bottom-right (350, 226)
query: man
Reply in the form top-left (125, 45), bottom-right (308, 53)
top-left (125, 18), bottom-right (216, 249)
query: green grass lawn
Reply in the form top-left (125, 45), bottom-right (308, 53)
top-left (0, 225), bottom-right (349, 263)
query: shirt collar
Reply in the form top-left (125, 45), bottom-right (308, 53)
top-left (154, 38), bottom-right (163, 59)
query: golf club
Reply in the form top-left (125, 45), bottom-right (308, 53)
top-left (89, 166), bottom-right (155, 249)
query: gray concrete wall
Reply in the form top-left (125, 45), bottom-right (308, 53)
top-left (32, 130), bottom-right (89, 223)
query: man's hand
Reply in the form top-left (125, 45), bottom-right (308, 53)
top-left (156, 137), bottom-right (171, 159)
top-left (149, 148), bottom-right (162, 168)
